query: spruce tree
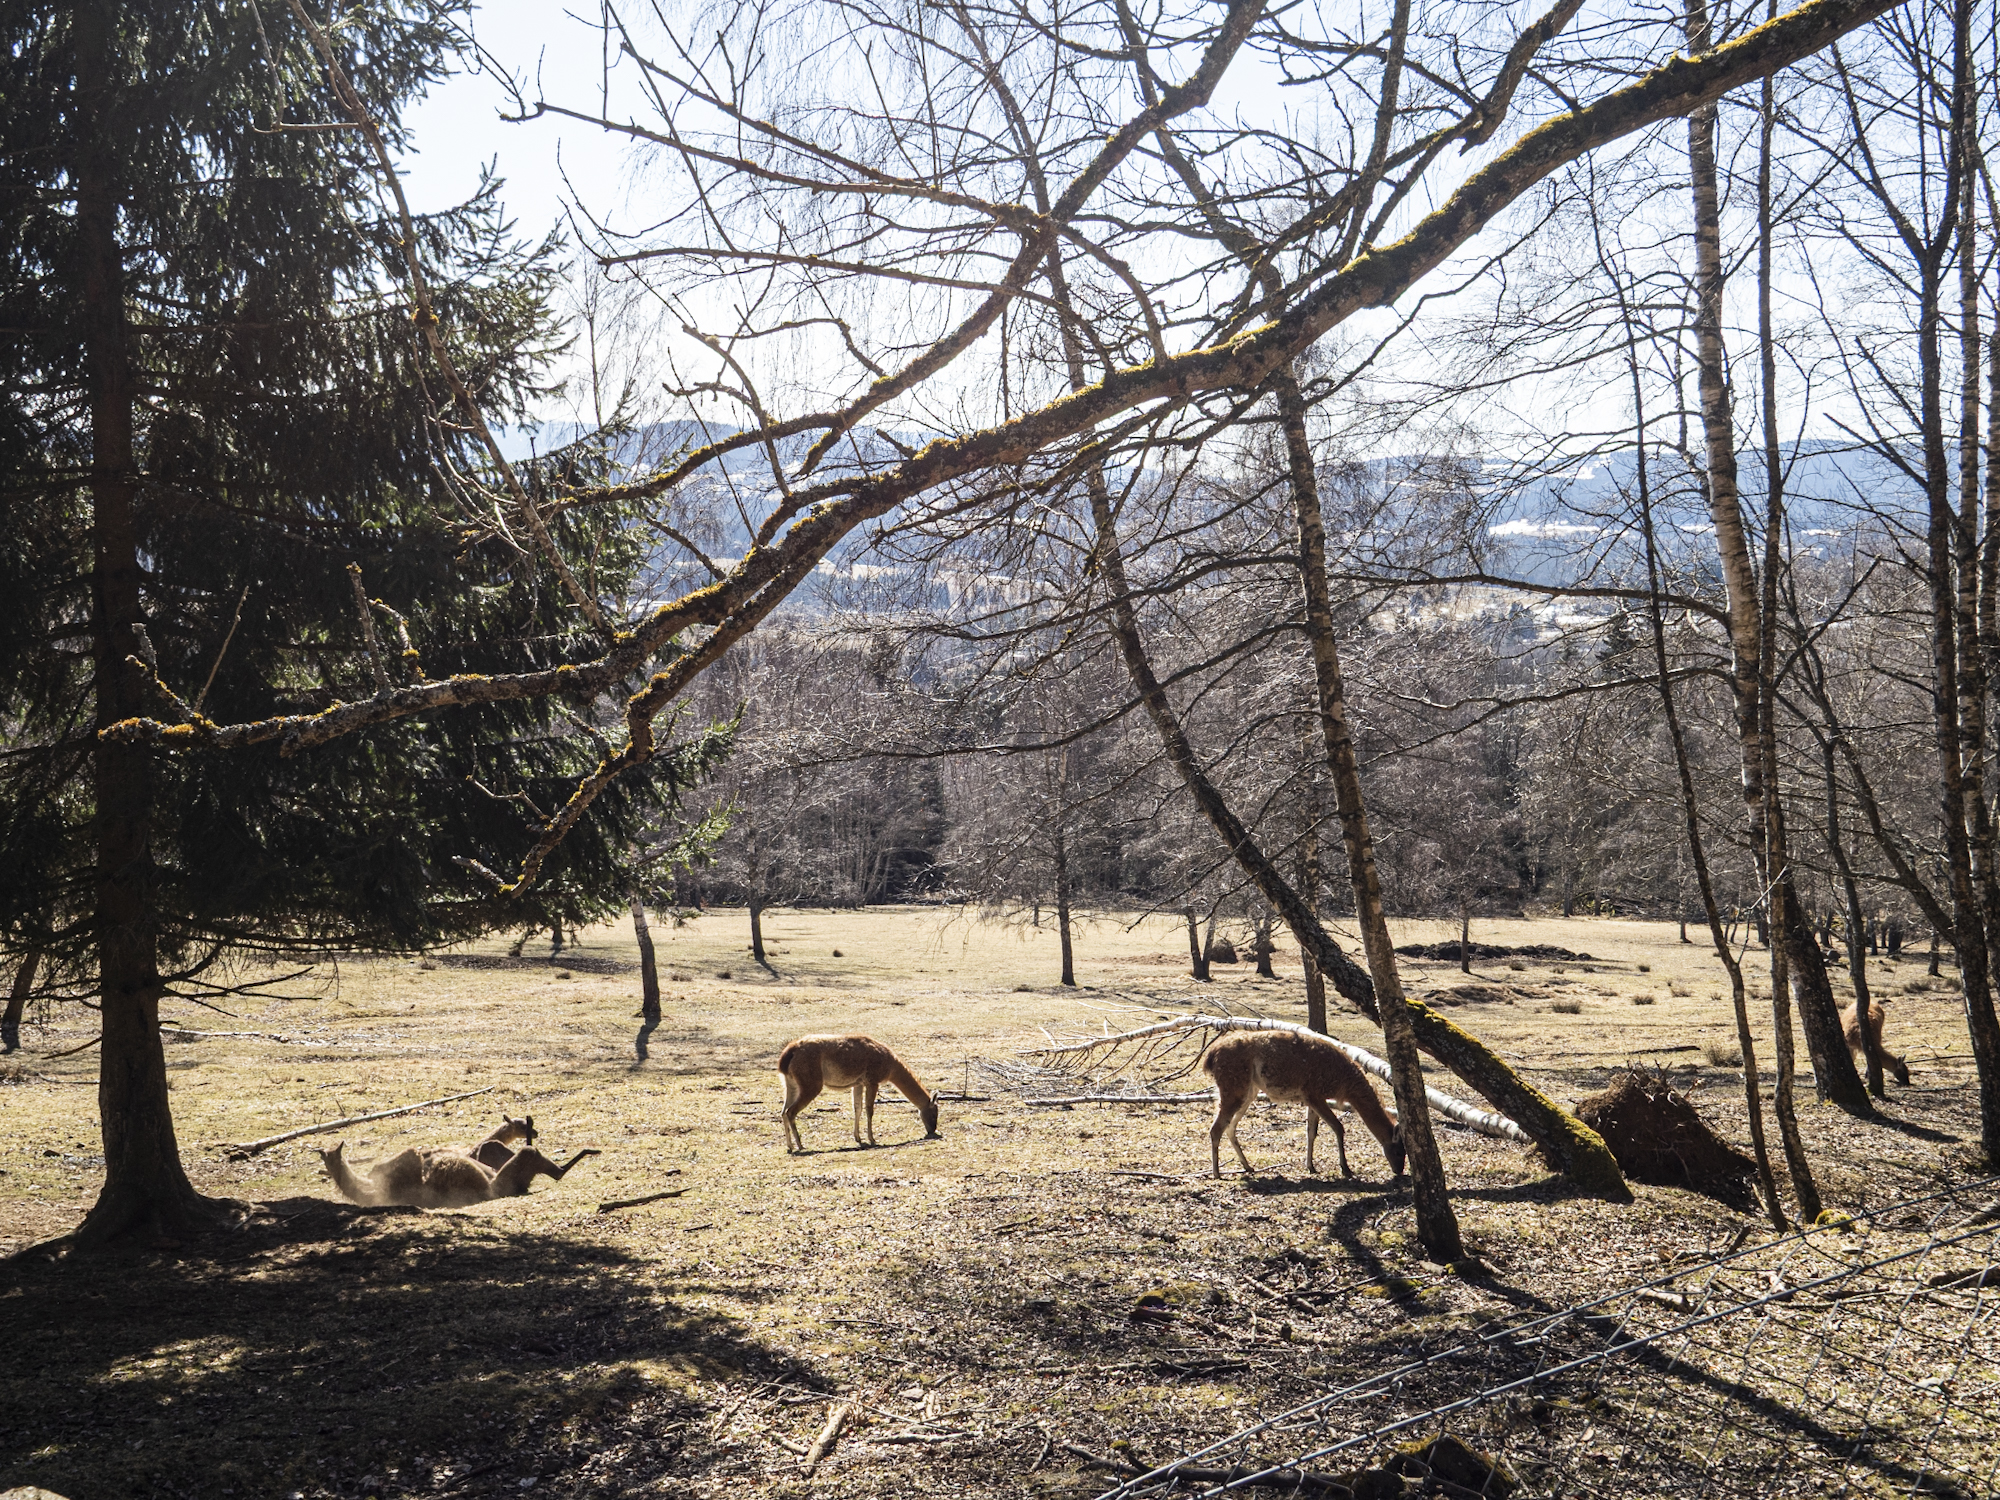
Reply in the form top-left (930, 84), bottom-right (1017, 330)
top-left (0, 1), bottom-right (707, 1242)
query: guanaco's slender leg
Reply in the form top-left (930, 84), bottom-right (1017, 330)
top-left (850, 1083), bottom-right (867, 1145)
top-left (1306, 1098), bottom-right (1352, 1178)
top-left (782, 1071), bottom-right (822, 1152)
top-left (864, 1078), bottom-right (881, 1144)
top-left (1209, 1088), bottom-right (1242, 1177)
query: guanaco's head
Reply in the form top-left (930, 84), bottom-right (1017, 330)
top-left (921, 1100), bottom-right (941, 1139)
top-left (500, 1113), bottom-right (537, 1148)
top-left (319, 1142), bottom-right (346, 1172)
top-left (1385, 1125), bottom-right (1408, 1178)
top-left (1890, 1055), bottom-right (1912, 1086)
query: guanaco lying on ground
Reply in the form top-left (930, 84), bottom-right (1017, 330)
top-left (1201, 1030), bottom-right (1407, 1180)
top-left (1839, 1000), bottom-right (1912, 1085)
top-left (469, 1113), bottom-right (536, 1170)
top-left (778, 1034), bottom-right (940, 1152)
top-left (321, 1134), bottom-right (597, 1209)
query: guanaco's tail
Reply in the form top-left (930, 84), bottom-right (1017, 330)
top-left (777, 1040), bottom-right (802, 1076)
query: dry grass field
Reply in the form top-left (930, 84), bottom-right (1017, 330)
top-left (2, 907), bottom-right (1988, 1498)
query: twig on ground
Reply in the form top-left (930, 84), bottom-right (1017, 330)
top-left (224, 1086), bottom-right (496, 1158)
top-left (863, 1429), bottom-right (973, 1445)
top-left (802, 1402), bottom-right (851, 1475)
top-left (1027, 1092), bottom-right (1212, 1106)
top-left (596, 1181), bottom-right (688, 1213)
top-left (158, 1027), bottom-right (311, 1043)
top-left (41, 1034), bottom-right (102, 1060)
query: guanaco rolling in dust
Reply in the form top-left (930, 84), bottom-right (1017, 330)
top-left (322, 1115), bottom-right (596, 1208)
top-left (778, 1034), bottom-right (940, 1152)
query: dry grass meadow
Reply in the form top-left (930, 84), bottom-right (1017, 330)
top-left (2, 907), bottom-right (1989, 1498)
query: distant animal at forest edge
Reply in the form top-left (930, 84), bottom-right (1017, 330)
top-left (779, 1034), bottom-right (940, 1152)
top-left (322, 1131), bottom-right (597, 1209)
top-left (1839, 1000), bottom-right (1911, 1085)
top-left (1201, 1029), bottom-right (1407, 1180)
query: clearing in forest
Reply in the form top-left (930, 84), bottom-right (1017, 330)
top-left (2, 908), bottom-right (1985, 1498)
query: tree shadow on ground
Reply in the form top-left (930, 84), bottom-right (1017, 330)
top-left (1, 1198), bottom-right (815, 1500)
top-left (1236, 1173), bottom-right (1405, 1198)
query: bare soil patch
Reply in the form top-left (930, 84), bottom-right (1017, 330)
top-left (2, 910), bottom-right (1987, 1497)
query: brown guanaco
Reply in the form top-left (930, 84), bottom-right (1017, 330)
top-left (778, 1034), bottom-right (940, 1152)
top-left (1201, 1029), bottom-right (1406, 1180)
top-left (469, 1114), bottom-right (536, 1170)
top-left (1839, 1000), bottom-right (1911, 1085)
top-left (321, 1134), bottom-right (597, 1209)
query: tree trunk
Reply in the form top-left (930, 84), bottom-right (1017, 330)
top-left (1921, 0), bottom-right (2000, 1163)
top-left (1459, 899), bottom-right (1472, 975)
top-left (1625, 289), bottom-right (1788, 1230)
top-left (2, 951), bottom-right (40, 1054)
top-left (75, 4), bottom-right (217, 1244)
top-left (1297, 739), bottom-right (1329, 1032)
top-left (749, 896), bottom-right (767, 967)
top-left (1186, 904), bottom-right (1211, 982)
top-left (1252, 913), bottom-right (1276, 979)
top-left (1274, 373), bottom-right (1460, 1259)
top-left (631, 892), bottom-right (661, 1029)
top-left (1054, 825), bottom-right (1076, 988)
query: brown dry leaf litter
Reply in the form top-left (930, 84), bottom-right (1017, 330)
top-left (1, 909), bottom-right (1987, 1498)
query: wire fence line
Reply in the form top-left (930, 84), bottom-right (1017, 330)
top-left (1092, 1177), bottom-right (2000, 1500)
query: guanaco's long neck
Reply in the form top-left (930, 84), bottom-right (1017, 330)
top-left (1345, 1080), bottom-right (1400, 1151)
top-left (884, 1058), bottom-right (932, 1112)
top-left (323, 1147), bottom-right (378, 1206)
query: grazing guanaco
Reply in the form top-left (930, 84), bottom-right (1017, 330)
top-left (321, 1136), bottom-right (597, 1209)
top-left (1201, 1030), bottom-right (1407, 1180)
top-left (778, 1034), bottom-right (940, 1152)
top-left (469, 1113), bottom-right (536, 1170)
top-left (1840, 1000), bottom-right (1912, 1086)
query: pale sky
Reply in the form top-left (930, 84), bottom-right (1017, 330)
top-left (402, 3), bottom-right (635, 249)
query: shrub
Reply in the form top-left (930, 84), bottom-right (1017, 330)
top-left (1633, 995), bottom-right (1656, 1006)
top-left (1550, 999), bottom-right (1583, 1014)
top-left (1669, 982), bottom-right (1690, 997)
top-left (1508, 960), bottom-right (1526, 971)
top-left (716, 969), bottom-right (733, 980)
top-left (1704, 1040), bottom-right (1744, 1067)
top-left (1637, 963), bottom-right (1651, 973)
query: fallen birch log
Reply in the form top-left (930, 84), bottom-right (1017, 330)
top-left (224, 1085), bottom-right (496, 1159)
top-left (1038, 1015), bottom-right (1530, 1145)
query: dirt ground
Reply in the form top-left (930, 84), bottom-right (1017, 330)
top-left (2, 908), bottom-right (1988, 1498)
